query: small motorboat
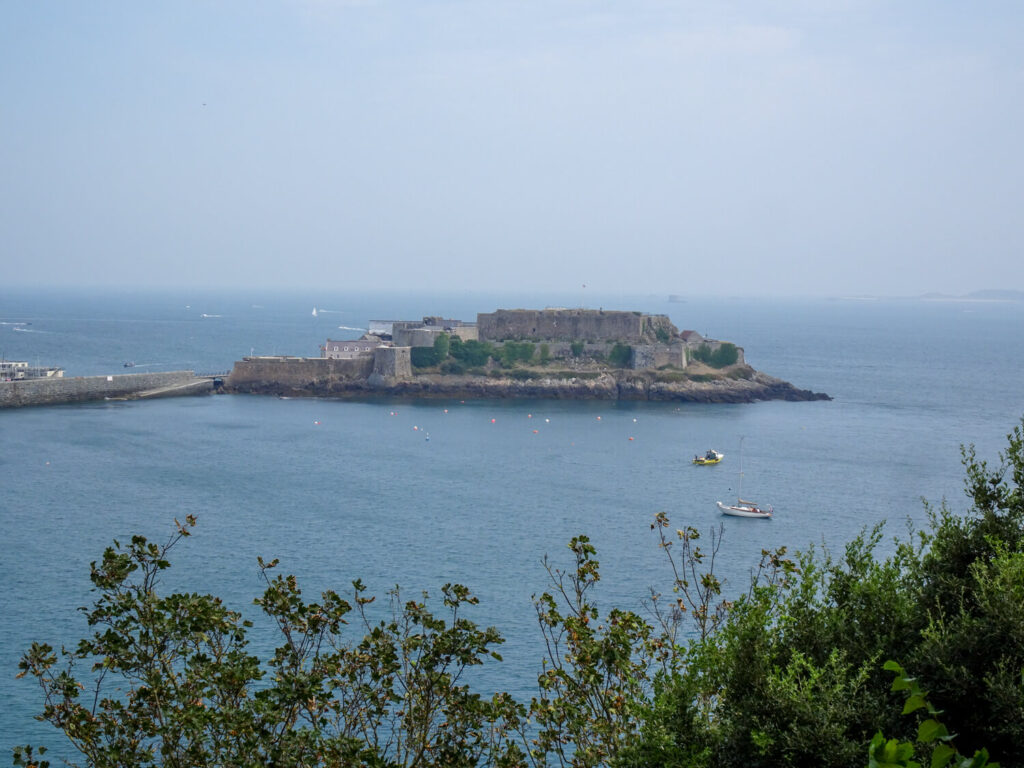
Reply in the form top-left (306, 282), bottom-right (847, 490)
top-left (693, 449), bottom-right (724, 465)
top-left (123, 361), bottom-right (135, 368)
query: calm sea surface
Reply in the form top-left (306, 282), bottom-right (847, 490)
top-left (2, 289), bottom-right (1023, 757)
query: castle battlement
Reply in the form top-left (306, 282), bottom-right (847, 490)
top-left (476, 309), bottom-right (678, 344)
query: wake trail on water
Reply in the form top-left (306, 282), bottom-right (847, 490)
top-left (337, 325), bottom-right (368, 332)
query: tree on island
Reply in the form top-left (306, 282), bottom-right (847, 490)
top-left (433, 333), bottom-right (450, 363)
top-left (16, 422), bottom-right (1024, 767)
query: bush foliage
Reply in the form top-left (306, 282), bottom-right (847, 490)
top-left (449, 338), bottom-right (495, 368)
top-left (689, 343), bottom-right (738, 368)
top-left (17, 420), bottom-right (1024, 767)
top-left (433, 333), bottom-right (450, 362)
top-left (498, 342), bottom-right (535, 367)
top-left (440, 359), bottom-right (467, 375)
top-left (410, 346), bottom-right (440, 368)
top-left (607, 343), bottom-right (632, 368)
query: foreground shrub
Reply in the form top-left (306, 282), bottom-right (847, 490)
top-left (16, 517), bottom-right (526, 767)
top-left (633, 420), bottom-right (1024, 767)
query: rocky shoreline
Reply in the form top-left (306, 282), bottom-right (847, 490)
top-left (225, 369), bottom-right (830, 404)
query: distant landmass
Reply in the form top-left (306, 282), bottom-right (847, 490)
top-left (918, 289), bottom-right (1024, 302)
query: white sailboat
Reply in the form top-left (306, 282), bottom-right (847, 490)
top-left (312, 306), bottom-right (318, 317)
top-left (717, 437), bottom-right (773, 518)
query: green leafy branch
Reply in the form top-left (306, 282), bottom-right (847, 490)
top-left (868, 660), bottom-right (998, 768)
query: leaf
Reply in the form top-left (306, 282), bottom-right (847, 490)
top-left (868, 732), bottom-right (920, 768)
top-left (958, 748), bottom-right (996, 768)
top-left (918, 718), bottom-right (950, 743)
top-left (930, 743), bottom-right (955, 768)
top-left (903, 694), bottom-right (928, 715)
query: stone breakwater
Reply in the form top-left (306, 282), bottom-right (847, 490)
top-left (0, 371), bottom-right (214, 408)
top-left (226, 362), bottom-right (830, 404)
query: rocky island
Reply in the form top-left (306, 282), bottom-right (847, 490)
top-left (225, 308), bottom-right (830, 404)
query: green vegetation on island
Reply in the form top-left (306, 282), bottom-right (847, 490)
top-left (688, 342), bottom-right (739, 368)
top-left (410, 333), bottom-right (743, 385)
top-left (22, 418), bottom-right (1022, 767)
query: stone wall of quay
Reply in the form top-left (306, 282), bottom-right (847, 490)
top-left (0, 371), bottom-right (200, 408)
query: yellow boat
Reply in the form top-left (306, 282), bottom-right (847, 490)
top-left (693, 449), bottom-right (724, 465)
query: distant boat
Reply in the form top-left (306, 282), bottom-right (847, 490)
top-left (312, 307), bottom-right (318, 317)
top-left (717, 438), bottom-right (772, 518)
top-left (123, 361), bottom-right (135, 368)
top-left (693, 449), bottom-right (723, 465)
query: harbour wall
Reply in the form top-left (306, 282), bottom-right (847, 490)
top-left (0, 371), bottom-right (208, 409)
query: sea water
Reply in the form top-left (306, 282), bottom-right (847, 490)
top-left (2, 289), bottom-right (1023, 757)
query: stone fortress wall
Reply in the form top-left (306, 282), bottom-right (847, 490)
top-left (227, 356), bottom-right (375, 390)
top-left (632, 343), bottom-right (688, 369)
top-left (478, 309), bottom-right (669, 344)
top-left (370, 347), bottom-right (412, 381)
top-left (227, 348), bottom-right (412, 393)
top-left (392, 321), bottom-right (477, 347)
top-left (393, 328), bottom-right (441, 348)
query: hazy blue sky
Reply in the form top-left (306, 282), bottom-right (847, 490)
top-left (2, 1), bottom-right (1022, 296)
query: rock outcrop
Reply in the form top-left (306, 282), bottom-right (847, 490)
top-left (225, 364), bottom-right (829, 403)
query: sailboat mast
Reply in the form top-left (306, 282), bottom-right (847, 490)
top-left (738, 436), bottom-right (744, 501)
